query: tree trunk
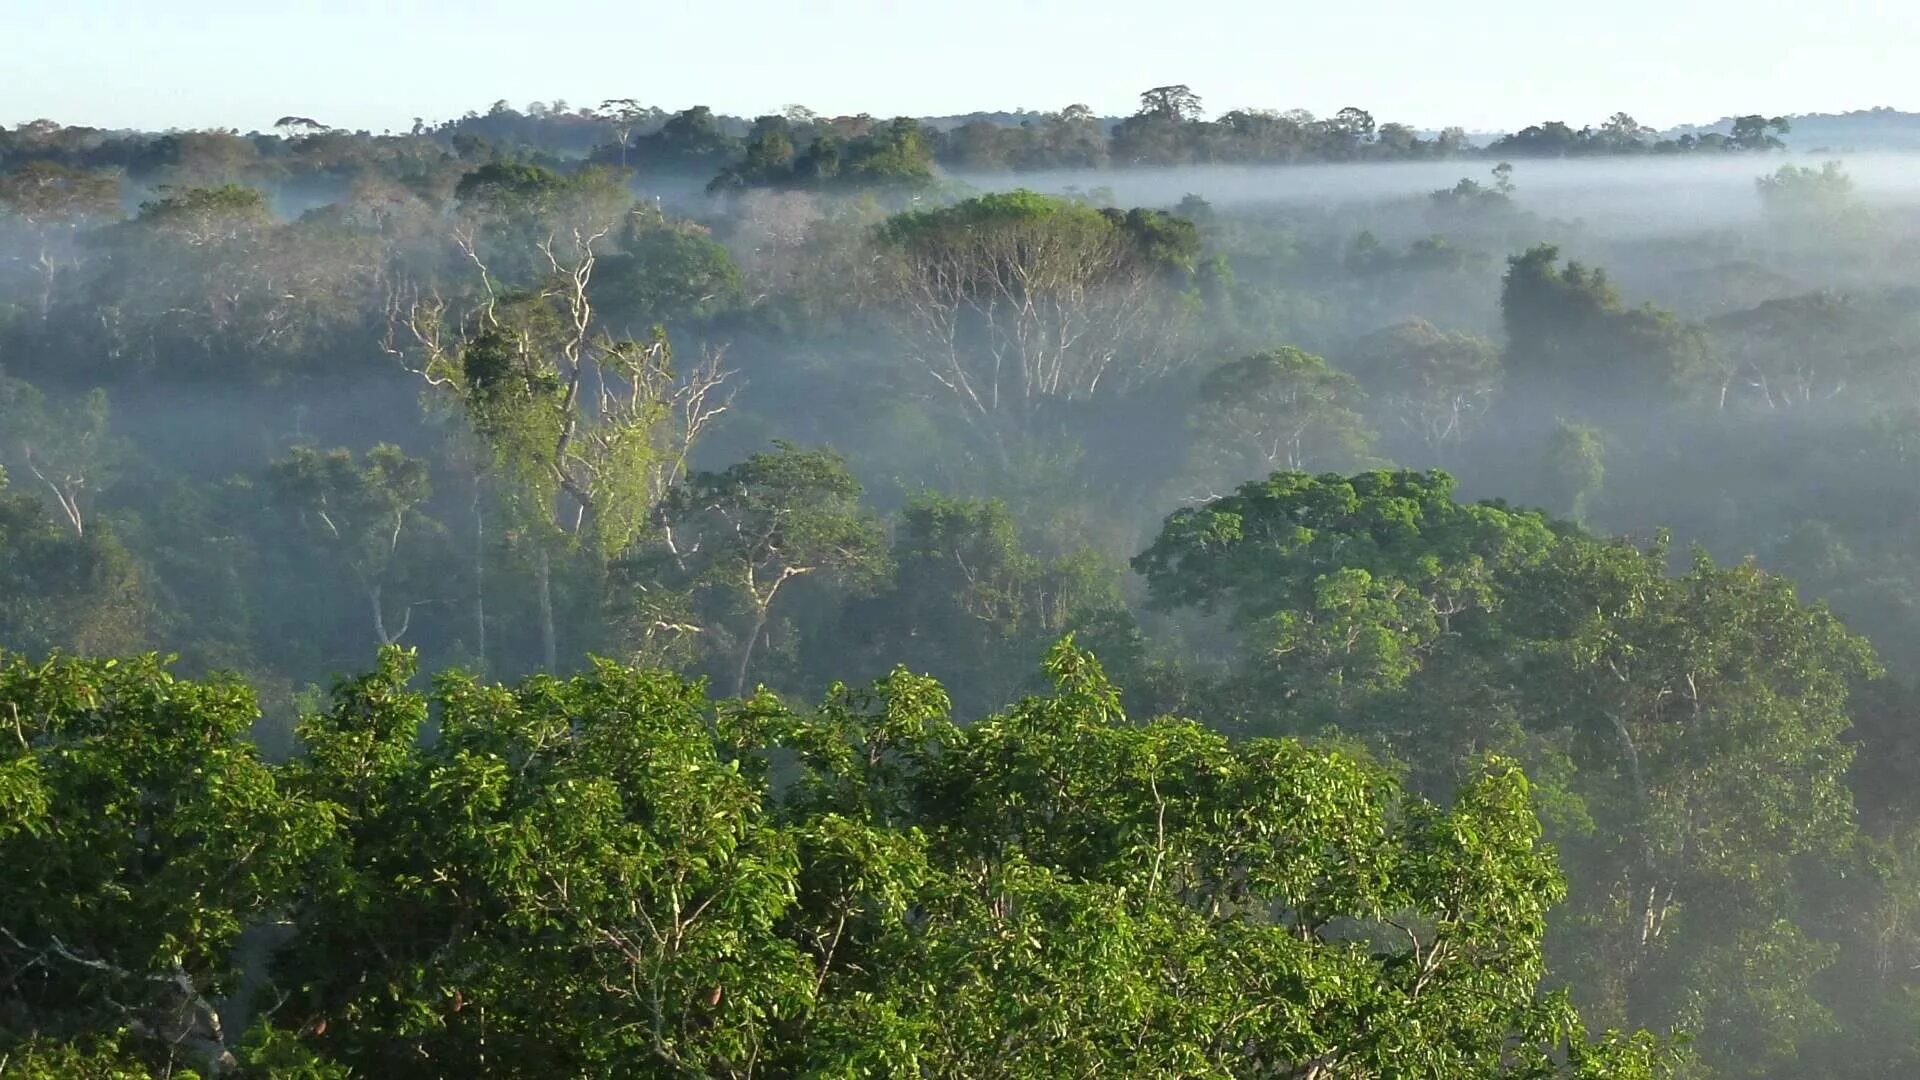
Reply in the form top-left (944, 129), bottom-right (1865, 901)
top-left (472, 483), bottom-right (487, 674)
top-left (36, 240), bottom-right (55, 320)
top-left (733, 609), bottom-right (770, 698)
top-left (536, 546), bottom-right (558, 671)
top-left (370, 583), bottom-right (393, 646)
top-left (1610, 710), bottom-right (1665, 950)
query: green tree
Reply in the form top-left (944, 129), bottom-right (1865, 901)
top-left (793, 642), bottom-right (1672, 1077)
top-left (1727, 114), bottom-right (1791, 151)
top-left (830, 492), bottom-right (1131, 713)
top-left (1704, 291), bottom-right (1889, 410)
top-left (1501, 245), bottom-right (1708, 414)
top-left (275, 648), bottom-right (810, 1076)
top-left (0, 651), bottom-right (334, 1075)
top-left (129, 183), bottom-right (272, 242)
top-left (636, 443), bottom-right (887, 695)
top-left (416, 187), bottom-right (731, 556)
top-left (707, 114), bottom-right (799, 191)
top-left (1545, 421), bottom-right (1606, 524)
top-left (874, 191), bottom-right (1199, 445)
top-left (0, 466), bottom-right (150, 656)
top-left (1137, 467), bottom-right (1877, 1073)
top-left (0, 642), bottom-right (1671, 1077)
top-left (592, 97), bottom-right (660, 166)
top-left (592, 208), bottom-right (744, 329)
top-left (1347, 319), bottom-right (1502, 462)
top-left (395, 191), bottom-right (734, 668)
top-left (1597, 113), bottom-right (1655, 151)
top-left (0, 377), bottom-right (122, 538)
top-left (264, 444), bottom-right (440, 647)
top-left (450, 162), bottom-right (632, 287)
top-left (1185, 346), bottom-right (1378, 491)
top-left (1136, 470), bottom-right (1556, 729)
top-left (78, 184), bottom-right (290, 379)
top-left (1429, 161), bottom-right (1519, 218)
top-left (632, 105), bottom-right (742, 172)
top-left (1135, 85), bottom-right (1205, 123)
top-left (1755, 161), bottom-right (1856, 219)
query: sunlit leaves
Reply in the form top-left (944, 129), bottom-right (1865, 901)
top-left (5, 641), bottom-right (1666, 1076)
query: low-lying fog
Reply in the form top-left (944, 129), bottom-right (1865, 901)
top-left (951, 151), bottom-right (1920, 229)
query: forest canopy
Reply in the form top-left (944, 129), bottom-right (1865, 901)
top-left (0, 641), bottom-right (1676, 1077)
top-left (7, 88), bottom-right (1920, 1077)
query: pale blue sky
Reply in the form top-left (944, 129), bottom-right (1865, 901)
top-left (5, 0), bottom-right (1916, 133)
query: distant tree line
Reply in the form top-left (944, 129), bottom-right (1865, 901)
top-left (0, 87), bottom-right (1804, 204)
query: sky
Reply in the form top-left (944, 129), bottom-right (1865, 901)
top-left (5, 0), bottom-right (1919, 134)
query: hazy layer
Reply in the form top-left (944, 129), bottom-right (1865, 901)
top-left (950, 152), bottom-right (1920, 230)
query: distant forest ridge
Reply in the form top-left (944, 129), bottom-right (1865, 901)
top-left (918, 107), bottom-right (1920, 152)
top-left (6, 92), bottom-right (1915, 194)
top-left (1669, 107), bottom-right (1920, 151)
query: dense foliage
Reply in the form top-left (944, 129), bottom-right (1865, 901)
top-left (1, 643), bottom-right (1673, 1077)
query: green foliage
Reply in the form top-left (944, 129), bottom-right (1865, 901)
top-left (592, 212), bottom-right (744, 327)
top-left (1347, 319), bottom-right (1502, 460)
top-left (0, 467), bottom-right (150, 656)
top-left (10, 97), bottom-right (1920, 1080)
top-left (279, 647), bottom-right (812, 1075)
top-left (1755, 161), bottom-right (1856, 218)
top-left (452, 162), bottom-right (633, 286)
top-left (453, 160), bottom-right (630, 222)
top-left (5, 642), bottom-right (1675, 1076)
top-left (1546, 421), bottom-right (1606, 524)
top-left (873, 191), bottom-right (1200, 443)
top-left (1490, 113), bottom-right (1784, 156)
top-left (0, 651), bottom-right (335, 1075)
top-left (629, 443), bottom-right (887, 694)
top-left (1187, 345), bottom-right (1378, 485)
top-left (452, 160), bottom-right (575, 208)
top-left (1139, 467), bottom-right (1879, 1072)
top-left (1727, 115), bottom-right (1792, 152)
top-left (831, 492), bottom-right (1132, 713)
top-left (1138, 469), bottom-right (1556, 725)
top-left (434, 294), bottom-right (705, 558)
top-left (0, 1032), bottom-right (162, 1078)
top-left (1704, 290), bottom-right (1895, 409)
top-left (820, 116), bottom-right (938, 189)
top-left (0, 161), bottom-right (121, 224)
top-left (1431, 162), bottom-right (1519, 217)
top-left (1502, 245), bottom-right (1708, 411)
top-left (131, 183), bottom-right (271, 236)
top-left (878, 189), bottom-right (1199, 276)
top-left (627, 105), bottom-right (741, 171)
top-left (0, 375), bottom-right (124, 537)
top-left (263, 443), bottom-right (440, 646)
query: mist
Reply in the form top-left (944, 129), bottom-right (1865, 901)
top-left (960, 150), bottom-right (1920, 225)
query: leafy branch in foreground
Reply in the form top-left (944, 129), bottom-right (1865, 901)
top-left (2, 641), bottom-right (1678, 1077)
